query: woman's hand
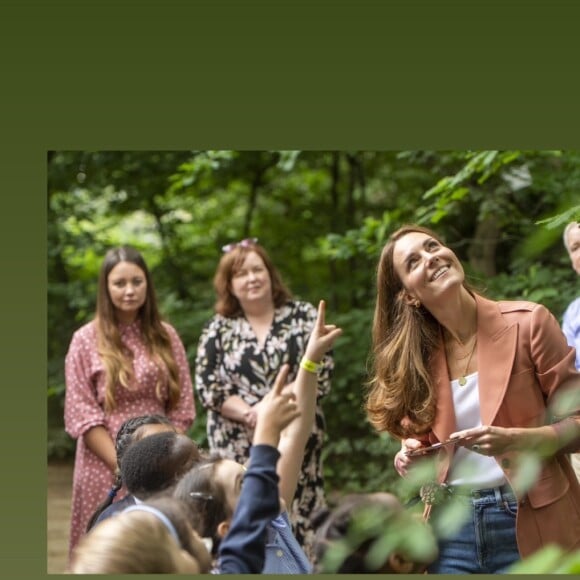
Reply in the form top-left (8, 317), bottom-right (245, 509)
top-left (243, 408), bottom-right (258, 430)
top-left (303, 300), bottom-right (343, 363)
top-left (220, 395), bottom-right (258, 429)
top-left (449, 424), bottom-right (561, 457)
top-left (394, 438), bottom-right (425, 477)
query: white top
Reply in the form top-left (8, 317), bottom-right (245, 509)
top-left (447, 372), bottom-right (506, 488)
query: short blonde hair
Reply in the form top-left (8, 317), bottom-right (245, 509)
top-left (563, 221), bottom-right (580, 251)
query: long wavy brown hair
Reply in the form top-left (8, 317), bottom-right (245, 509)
top-left (213, 241), bottom-right (292, 317)
top-left (95, 246), bottom-right (181, 413)
top-left (365, 225), bottom-right (449, 439)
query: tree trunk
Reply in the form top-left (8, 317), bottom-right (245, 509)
top-left (468, 217), bottom-right (500, 277)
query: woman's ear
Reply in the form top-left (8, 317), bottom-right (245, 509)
top-left (401, 291), bottom-right (420, 308)
top-left (216, 520), bottom-right (230, 539)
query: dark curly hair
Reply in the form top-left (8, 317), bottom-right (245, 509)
top-left (121, 431), bottom-right (200, 499)
top-left (85, 414), bottom-right (175, 532)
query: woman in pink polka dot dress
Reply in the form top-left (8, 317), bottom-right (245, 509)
top-left (64, 246), bottom-right (195, 558)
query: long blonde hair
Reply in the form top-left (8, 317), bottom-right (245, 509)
top-left (95, 246), bottom-right (180, 413)
top-left (365, 225), bottom-right (445, 439)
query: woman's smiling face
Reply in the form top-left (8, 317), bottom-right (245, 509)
top-left (392, 231), bottom-right (464, 307)
top-left (230, 251), bottom-right (272, 308)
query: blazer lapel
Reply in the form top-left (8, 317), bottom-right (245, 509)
top-left (428, 294), bottom-right (518, 483)
top-left (475, 294), bottom-right (518, 425)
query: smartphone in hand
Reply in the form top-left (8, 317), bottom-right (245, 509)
top-left (404, 434), bottom-right (469, 457)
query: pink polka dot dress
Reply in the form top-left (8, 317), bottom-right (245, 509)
top-left (64, 319), bottom-right (195, 556)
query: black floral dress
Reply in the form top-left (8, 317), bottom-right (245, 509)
top-left (195, 300), bottom-right (333, 558)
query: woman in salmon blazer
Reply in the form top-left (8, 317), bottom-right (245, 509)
top-left (366, 224), bottom-right (580, 574)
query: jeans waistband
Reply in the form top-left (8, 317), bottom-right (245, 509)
top-left (448, 483), bottom-right (514, 499)
top-left (419, 482), bottom-right (514, 506)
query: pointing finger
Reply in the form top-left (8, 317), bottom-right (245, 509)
top-left (316, 300), bottom-right (326, 330)
top-left (272, 364), bottom-right (290, 395)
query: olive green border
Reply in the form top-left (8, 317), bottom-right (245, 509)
top-left (1, 1), bottom-right (578, 578)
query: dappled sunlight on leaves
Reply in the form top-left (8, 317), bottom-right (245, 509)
top-left (507, 544), bottom-right (580, 574)
top-left (321, 501), bottom-right (438, 573)
top-left (550, 387), bottom-right (580, 420)
top-left (429, 497), bottom-right (471, 540)
top-left (510, 452), bottom-right (543, 497)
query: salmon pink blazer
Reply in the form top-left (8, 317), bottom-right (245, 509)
top-left (426, 294), bottom-right (580, 557)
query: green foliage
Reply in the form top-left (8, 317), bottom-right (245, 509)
top-left (482, 260), bottom-right (576, 318)
top-left (321, 307), bottom-right (402, 494)
top-left (507, 545), bottom-right (580, 574)
top-left (537, 203), bottom-right (580, 230)
top-left (509, 453), bottom-right (543, 497)
top-left (420, 150), bottom-right (523, 224)
top-left (47, 426), bottom-right (76, 459)
top-left (48, 150), bottom-right (580, 506)
top-left (320, 500), bottom-right (438, 573)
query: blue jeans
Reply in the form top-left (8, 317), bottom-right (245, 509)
top-left (427, 485), bottom-right (520, 574)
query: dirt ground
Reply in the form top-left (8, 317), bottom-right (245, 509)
top-left (47, 460), bottom-right (74, 574)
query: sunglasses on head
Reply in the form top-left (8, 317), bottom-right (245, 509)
top-left (221, 238), bottom-right (258, 253)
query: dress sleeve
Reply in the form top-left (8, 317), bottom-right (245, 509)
top-left (195, 317), bottom-right (237, 412)
top-left (163, 323), bottom-right (196, 432)
top-left (64, 326), bottom-right (107, 440)
top-left (301, 301), bottom-right (334, 399)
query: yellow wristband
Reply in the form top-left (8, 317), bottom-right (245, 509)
top-left (300, 357), bottom-right (320, 374)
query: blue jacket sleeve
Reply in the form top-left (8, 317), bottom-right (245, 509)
top-left (218, 444), bottom-right (280, 574)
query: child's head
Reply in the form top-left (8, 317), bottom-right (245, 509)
top-left (115, 414), bottom-right (176, 468)
top-left (70, 496), bottom-right (212, 574)
top-left (121, 431), bottom-right (201, 499)
top-left (173, 454), bottom-right (245, 556)
top-left (313, 492), bottom-right (438, 574)
top-left (86, 415), bottom-right (177, 533)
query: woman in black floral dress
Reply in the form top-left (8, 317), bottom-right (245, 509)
top-left (195, 239), bottom-right (334, 559)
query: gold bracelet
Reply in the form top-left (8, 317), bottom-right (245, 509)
top-left (300, 357), bottom-right (320, 374)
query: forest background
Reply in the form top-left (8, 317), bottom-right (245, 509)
top-left (48, 149), bottom-right (580, 505)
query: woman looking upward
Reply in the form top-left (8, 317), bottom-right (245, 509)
top-left (366, 225), bottom-right (580, 573)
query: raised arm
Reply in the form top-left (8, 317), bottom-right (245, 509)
top-left (218, 373), bottom-right (300, 574)
top-left (276, 300), bottom-right (342, 508)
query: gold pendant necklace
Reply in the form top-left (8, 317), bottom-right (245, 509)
top-left (453, 335), bottom-right (476, 360)
top-left (458, 338), bottom-right (477, 386)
